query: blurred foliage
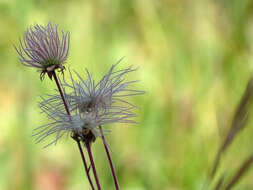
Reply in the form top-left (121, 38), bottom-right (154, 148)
top-left (2, 0), bottom-right (253, 189)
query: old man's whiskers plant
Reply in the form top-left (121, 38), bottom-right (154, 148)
top-left (15, 22), bottom-right (144, 190)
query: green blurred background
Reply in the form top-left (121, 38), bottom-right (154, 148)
top-left (2, 0), bottom-right (253, 189)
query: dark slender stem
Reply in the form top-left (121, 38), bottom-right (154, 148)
top-left (86, 142), bottom-right (102, 190)
top-left (52, 71), bottom-right (70, 115)
top-left (52, 71), bottom-right (95, 189)
top-left (76, 140), bottom-right (95, 190)
top-left (99, 126), bottom-right (119, 190)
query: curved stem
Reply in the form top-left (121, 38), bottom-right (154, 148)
top-left (52, 71), bottom-right (95, 189)
top-left (86, 142), bottom-right (102, 190)
top-left (99, 126), bottom-right (119, 190)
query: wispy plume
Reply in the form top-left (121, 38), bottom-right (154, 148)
top-left (15, 22), bottom-right (70, 80)
top-left (37, 61), bottom-right (144, 146)
top-left (64, 60), bottom-right (144, 115)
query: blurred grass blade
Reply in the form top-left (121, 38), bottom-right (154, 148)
top-left (224, 154), bottom-right (253, 190)
top-left (211, 76), bottom-right (253, 178)
top-left (214, 174), bottom-right (225, 190)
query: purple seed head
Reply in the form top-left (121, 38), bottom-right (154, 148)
top-left (15, 22), bottom-right (70, 80)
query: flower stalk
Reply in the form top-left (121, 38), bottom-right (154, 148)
top-left (52, 71), bottom-right (70, 115)
top-left (99, 126), bottom-right (119, 190)
top-left (86, 142), bottom-right (102, 190)
top-left (52, 70), bottom-right (95, 190)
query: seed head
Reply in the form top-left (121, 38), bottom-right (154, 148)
top-left (64, 60), bottom-right (145, 115)
top-left (36, 61), bottom-right (144, 146)
top-left (40, 60), bottom-right (144, 116)
top-left (35, 96), bottom-right (135, 147)
top-left (15, 22), bottom-right (70, 80)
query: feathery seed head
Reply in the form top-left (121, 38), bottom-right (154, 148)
top-left (35, 61), bottom-right (144, 147)
top-left (63, 61), bottom-right (144, 115)
top-left (15, 22), bottom-right (70, 80)
top-left (34, 101), bottom-right (100, 147)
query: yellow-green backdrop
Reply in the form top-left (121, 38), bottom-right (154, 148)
top-left (1, 0), bottom-right (253, 189)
